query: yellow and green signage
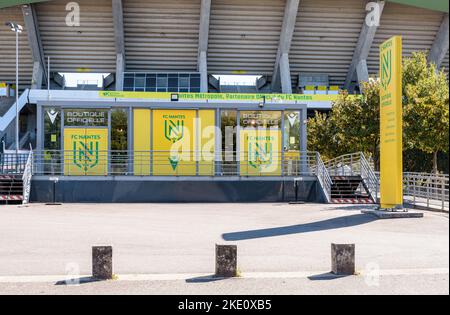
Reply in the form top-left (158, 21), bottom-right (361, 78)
top-left (379, 36), bottom-right (403, 209)
top-left (64, 128), bottom-right (108, 176)
top-left (153, 109), bottom-right (197, 176)
top-left (239, 129), bottom-right (281, 176)
top-left (99, 91), bottom-right (353, 102)
top-left (133, 109), bottom-right (216, 176)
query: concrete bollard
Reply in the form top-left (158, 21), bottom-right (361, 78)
top-left (331, 243), bottom-right (355, 275)
top-left (92, 246), bottom-right (113, 280)
top-left (215, 244), bottom-right (237, 277)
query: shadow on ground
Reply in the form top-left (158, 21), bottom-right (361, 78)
top-left (321, 205), bottom-right (377, 211)
top-left (307, 272), bottom-right (352, 281)
top-left (55, 277), bottom-right (103, 286)
top-left (222, 213), bottom-right (377, 241)
top-left (185, 275), bottom-right (231, 283)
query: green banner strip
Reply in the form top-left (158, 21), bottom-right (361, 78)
top-left (386, 0), bottom-right (448, 13)
top-left (98, 91), bottom-right (361, 102)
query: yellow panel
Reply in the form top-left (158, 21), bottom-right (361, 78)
top-left (64, 128), bottom-right (108, 176)
top-left (239, 129), bottom-right (282, 176)
top-left (152, 109), bottom-right (197, 176)
top-left (198, 110), bottom-right (215, 176)
top-left (379, 36), bottom-right (403, 208)
top-left (133, 109), bottom-right (151, 175)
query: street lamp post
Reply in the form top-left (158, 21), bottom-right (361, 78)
top-left (6, 22), bottom-right (23, 153)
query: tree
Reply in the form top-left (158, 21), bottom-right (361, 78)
top-left (111, 109), bottom-right (128, 151)
top-left (403, 52), bottom-right (449, 173)
top-left (307, 80), bottom-right (380, 167)
top-left (308, 51), bottom-right (449, 173)
top-left (307, 111), bottom-right (340, 160)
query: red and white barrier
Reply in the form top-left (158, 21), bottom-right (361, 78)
top-left (0, 195), bottom-right (23, 201)
top-left (331, 198), bottom-right (373, 204)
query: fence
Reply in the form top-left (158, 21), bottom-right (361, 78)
top-left (403, 172), bottom-right (449, 211)
top-left (0, 153), bottom-right (29, 174)
top-left (28, 150), bottom-right (322, 178)
top-left (326, 153), bottom-right (448, 211)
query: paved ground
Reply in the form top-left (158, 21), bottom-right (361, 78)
top-left (0, 203), bottom-right (448, 294)
top-left (0, 273), bottom-right (448, 295)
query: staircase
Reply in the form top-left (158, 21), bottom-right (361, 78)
top-left (0, 150), bottom-right (33, 204)
top-left (325, 152), bottom-right (379, 204)
top-left (0, 175), bottom-right (23, 203)
top-left (330, 175), bottom-right (373, 204)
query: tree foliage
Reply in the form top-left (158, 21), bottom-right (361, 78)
top-left (403, 52), bottom-right (449, 172)
top-left (308, 80), bottom-right (380, 166)
top-left (307, 51), bottom-right (449, 173)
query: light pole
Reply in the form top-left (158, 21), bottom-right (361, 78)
top-left (6, 22), bottom-right (23, 153)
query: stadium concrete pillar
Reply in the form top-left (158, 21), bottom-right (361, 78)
top-left (428, 13), bottom-right (449, 69)
top-left (344, 1), bottom-right (385, 91)
top-left (356, 59), bottom-right (369, 90)
top-left (22, 4), bottom-right (46, 89)
top-left (280, 53), bottom-right (292, 94)
top-left (198, 0), bottom-right (211, 93)
top-left (199, 51), bottom-right (208, 93)
top-left (31, 61), bottom-right (43, 89)
top-left (115, 53), bottom-right (125, 91)
top-left (112, 0), bottom-right (125, 91)
top-left (272, 0), bottom-right (299, 93)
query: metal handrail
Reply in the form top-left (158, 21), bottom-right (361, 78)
top-left (325, 152), bottom-right (379, 202)
top-left (30, 150), bottom-right (323, 178)
top-left (359, 152), bottom-right (379, 203)
top-left (315, 152), bottom-right (333, 202)
top-left (402, 172), bottom-right (448, 211)
top-left (0, 152), bottom-right (29, 174)
top-left (373, 171), bottom-right (448, 211)
top-left (325, 152), bottom-right (362, 176)
top-left (21, 148), bottom-right (33, 204)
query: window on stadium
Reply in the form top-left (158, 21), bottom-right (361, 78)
top-left (60, 73), bottom-right (110, 89)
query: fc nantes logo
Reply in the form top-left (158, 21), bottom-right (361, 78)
top-left (248, 142), bottom-right (273, 170)
top-left (164, 119), bottom-right (185, 143)
top-left (381, 49), bottom-right (392, 90)
top-left (73, 140), bottom-right (99, 171)
top-left (163, 115), bottom-right (186, 171)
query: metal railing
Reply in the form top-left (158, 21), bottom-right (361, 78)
top-left (30, 150), bottom-right (324, 178)
top-left (373, 172), bottom-right (449, 211)
top-left (315, 152), bottom-right (333, 202)
top-left (402, 172), bottom-right (448, 211)
top-left (0, 152), bottom-right (29, 174)
top-left (359, 153), bottom-right (379, 203)
top-left (21, 148), bottom-right (33, 204)
top-left (325, 152), bottom-right (363, 176)
top-left (325, 152), bottom-right (378, 202)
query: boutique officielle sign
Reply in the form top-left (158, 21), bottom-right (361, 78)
top-left (64, 109), bottom-right (108, 127)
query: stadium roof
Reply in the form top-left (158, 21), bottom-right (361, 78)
top-left (0, 0), bottom-right (448, 92)
top-left (2, 0), bottom-right (447, 12)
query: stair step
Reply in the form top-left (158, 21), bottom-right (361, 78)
top-left (0, 195), bottom-right (24, 201)
top-left (331, 198), bottom-right (373, 204)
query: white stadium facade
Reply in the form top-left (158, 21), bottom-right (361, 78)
top-left (0, 0), bottom-right (448, 203)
